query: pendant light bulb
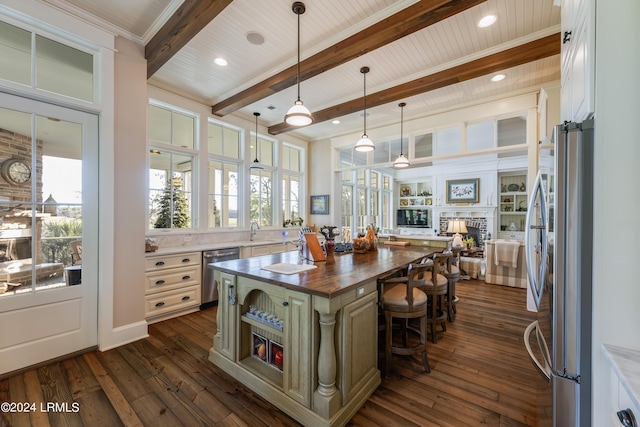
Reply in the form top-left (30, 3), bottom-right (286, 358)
top-left (393, 102), bottom-right (410, 168)
top-left (250, 112), bottom-right (264, 170)
top-left (355, 66), bottom-right (375, 152)
top-left (285, 2), bottom-right (313, 126)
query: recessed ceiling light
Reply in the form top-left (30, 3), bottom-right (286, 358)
top-left (491, 74), bottom-right (506, 82)
top-left (332, 120), bottom-right (340, 124)
top-left (478, 15), bottom-right (497, 28)
top-left (246, 31), bottom-right (265, 45)
top-left (214, 57), bottom-right (228, 66)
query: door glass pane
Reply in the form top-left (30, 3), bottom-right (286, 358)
top-left (0, 21), bottom-right (31, 85)
top-left (36, 35), bottom-right (93, 102)
top-left (0, 108), bottom-right (82, 295)
top-left (38, 114), bottom-right (82, 291)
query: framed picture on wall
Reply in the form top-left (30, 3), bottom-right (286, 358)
top-left (310, 195), bottom-right (329, 215)
top-left (446, 178), bottom-right (480, 204)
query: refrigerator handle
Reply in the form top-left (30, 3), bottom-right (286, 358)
top-left (525, 172), bottom-right (548, 310)
top-left (524, 321), bottom-right (551, 380)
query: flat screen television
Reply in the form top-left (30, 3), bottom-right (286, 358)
top-left (396, 208), bottom-right (432, 228)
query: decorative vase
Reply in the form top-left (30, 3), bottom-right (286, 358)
top-left (325, 239), bottom-right (335, 255)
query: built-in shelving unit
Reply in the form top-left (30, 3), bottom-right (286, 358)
top-left (498, 172), bottom-right (528, 239)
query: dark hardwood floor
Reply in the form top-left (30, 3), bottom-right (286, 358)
top-left (0, 280), bottom-right (545, 427)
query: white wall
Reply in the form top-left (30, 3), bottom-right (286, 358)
top-left (592, 0), bottom-right (640, 424)
top-left (112, 36), bottom-right (147, 329)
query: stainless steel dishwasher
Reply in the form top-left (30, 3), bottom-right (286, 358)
top-left (201, 247), bottom-right (240, 309)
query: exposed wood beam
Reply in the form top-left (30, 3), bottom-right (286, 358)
top-left (268, 33), bottom-right (561, 135)
top-left (146, 0), bottom-right (234, 79)
top-left (211, 0), bottom-right (485, 116)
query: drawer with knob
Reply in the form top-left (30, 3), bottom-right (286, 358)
top-left (145, 285), bottom-right (200, 318)
top-left (145, 251), bottom-right (200, 271)
top-left (145, 265), bottom-right (200, 294)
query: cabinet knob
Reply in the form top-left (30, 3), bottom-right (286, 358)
top-left (617, 409), bottom-right (637, 427)
top-left (155, 261), bottom-right (165, 266)
top-left (182, 275), bottom-right (190, 280)
top-left (182, 296), bottom-right (190, 301)
top-left (155, 302), bottom-right (165, 308)
top-left (563, 31), bottom-right (572, 44)
top-left (155, 280), bottom-right (165, 285)
top-left (182, 258), bottom-right (190, 263)
top-left (282, 301), bottom-right (289, 307)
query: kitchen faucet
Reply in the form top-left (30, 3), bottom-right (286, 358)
top-left (250, 221), bottom-right (260, 241)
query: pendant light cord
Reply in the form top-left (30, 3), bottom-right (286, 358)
top-left (296, 10), bottom-right (301, 101)
top-left (400, 103), bottom-right (404, 155)
top-left (363, 69), bottom-right (367, 134)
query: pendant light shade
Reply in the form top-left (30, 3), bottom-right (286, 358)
top-left (393, 102), bottom-right (410, 168)
top-left (285, 2), bottom-right (313, 126)
top-left (250, 112), bottom-right (264, 170)
top-left (355, 66), bottom-right (374, 152)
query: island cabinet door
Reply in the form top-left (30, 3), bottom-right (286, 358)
top-left (215, 271), bottom-right (237, 361)
top-left (340, 291), bottom-right (379, 404)
top-left (283, 289), bottom-right (312, 407)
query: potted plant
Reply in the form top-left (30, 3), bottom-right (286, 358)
top-left (462, 236), bottom-right (475, 249)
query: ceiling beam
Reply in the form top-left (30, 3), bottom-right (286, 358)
top-left (268, 33), bottom-right (561, 135)
top-left (146, 0), bottom-right (234, 79)
top-left (210, 0), bottom-right (486, 116)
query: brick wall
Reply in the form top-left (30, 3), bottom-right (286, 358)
top-left (0, 127), bottom-right (44, 262)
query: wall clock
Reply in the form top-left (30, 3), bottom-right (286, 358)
top-left (1, 159), bottom-right (31, 184)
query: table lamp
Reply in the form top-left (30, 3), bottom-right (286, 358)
top-left (447, 219), bottom-right (467, 247)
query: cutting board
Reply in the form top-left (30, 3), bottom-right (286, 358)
top-left (383, 240), bottom-right (410, 246)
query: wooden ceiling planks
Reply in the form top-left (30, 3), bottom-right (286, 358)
top-left (209, 0), bottom-right (486, 117)
top-left (267, 33), bottom-right (560, 135)
top-left (145, 0), bottom-right (235, 79)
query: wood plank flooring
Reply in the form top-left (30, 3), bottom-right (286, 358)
top-left (0, 280), bottom-right (545, 427)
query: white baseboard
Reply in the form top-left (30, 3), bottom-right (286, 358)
top-left (99, 320), bottom-right (148, 351)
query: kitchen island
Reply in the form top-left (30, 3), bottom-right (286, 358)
top-left (208, 246), bottom-right (441, 427)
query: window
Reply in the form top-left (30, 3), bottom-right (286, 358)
top-left (207, 120), bottom-right (242, 228)
top-left (148, 151), bottom-right (194, 229)
top-left (149, 104), bottom-right (195, 149)
top-left (208, 161), bottom-right (238, 227)
top-left (249, 129), bottom-right (275, 227)
top-left (0, 20), bottom-right (95, 102)
top-left (250, 169), bottom-right (273, 226)
top-left (340, 167), bottom-right (392, 238)
top-left (414, 133), bottom-right (433, 158)
top-left (148, 102), bottom-right (197, 230)
top-left (282, 144), bottom-right (303, 225)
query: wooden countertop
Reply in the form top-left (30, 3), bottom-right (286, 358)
top-left (209, 245), bottom-right (442, 298)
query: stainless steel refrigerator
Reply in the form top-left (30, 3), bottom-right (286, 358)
top-left (524, 120), bottom-right (593, 426)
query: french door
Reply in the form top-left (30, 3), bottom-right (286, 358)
top-left (0, 92), bottom-right (98, 374)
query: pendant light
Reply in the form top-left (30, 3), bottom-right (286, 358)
top-left (355, 66), bottom-right (374, 152)
top-left (393, 102), bottom-right (410, 168)
top-left (284, 2), bottom-right (313, 126)
top-left (250, 112), bottom-right (263, 170)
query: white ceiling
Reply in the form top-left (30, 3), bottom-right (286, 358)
top-left (40, 0), bottom-right (561, 142)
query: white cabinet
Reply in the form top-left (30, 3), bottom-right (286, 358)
top-left (498, 172), bottom-right (528, 239)
top-left (560, 0), bottom-right (594, 122)
top-left (144, 251), bottom-right (201, 322)
top-left (241, 242), bottom-right (289, 258)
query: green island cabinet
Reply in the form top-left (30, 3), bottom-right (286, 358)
top-left (211, 271), bottom-right (379, 427)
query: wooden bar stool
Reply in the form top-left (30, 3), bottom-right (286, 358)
top-left (443, 247), bottom-right (462, 322)
top-left (379, 262), bottom-right (430, 377)
top-left (421, 254), bottom-right (449, 343)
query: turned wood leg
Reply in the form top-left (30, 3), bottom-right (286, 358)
top-left (317, 311), bottom-right (338, 398)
